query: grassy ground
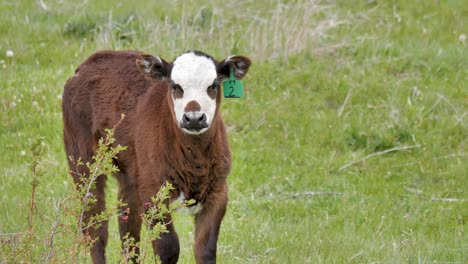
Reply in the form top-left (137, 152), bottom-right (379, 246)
top-left (1, 0), bottom-right (467, 263)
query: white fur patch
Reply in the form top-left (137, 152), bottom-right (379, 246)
top-left (224, 55), bottom-right (235, 63)
top-left (176, 192), bottom-right (203, 215)
top-left (171, 52), bottom-right (217, 134)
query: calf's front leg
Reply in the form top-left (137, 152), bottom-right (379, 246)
top-left (140, 183), bottom-right (180, 264)
top-left (194, 185), bottom-right (228, 264)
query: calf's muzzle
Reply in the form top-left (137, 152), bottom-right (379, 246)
top-left (181, 111), bottom-right (208, 131)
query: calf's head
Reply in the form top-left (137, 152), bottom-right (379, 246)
top-left (137, 51), bottom-right (251, 135)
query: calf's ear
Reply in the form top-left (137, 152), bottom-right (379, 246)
top-left (136, 54), bottom-right (169, 79)
top-left (218, 55), bottom-right (252, 80)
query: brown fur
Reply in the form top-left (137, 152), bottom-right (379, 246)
top-left (62, 50), bottom-right (251, 264)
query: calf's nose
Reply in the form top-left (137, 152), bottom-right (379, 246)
top-left (182, 111), bottom-right (208, 130)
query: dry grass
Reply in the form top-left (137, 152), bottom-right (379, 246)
top-left (91, 0), bottom-right (345, 61)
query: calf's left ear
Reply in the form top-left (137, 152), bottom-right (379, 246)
top-left (218, 55), bottom-right (252, 80)
top-left (136, 53), bottom-right (169, 79)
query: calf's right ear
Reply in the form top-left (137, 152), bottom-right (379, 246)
top-left (136, 54), bottom-right (169, 79)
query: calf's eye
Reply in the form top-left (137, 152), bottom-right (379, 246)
top-left (171, 83), bottom-right (184, 98)
top-left (207, 84), bottom-right (217, 92)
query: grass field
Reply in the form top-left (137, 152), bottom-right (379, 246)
top-left (1, 0), bottom-right (467, 263)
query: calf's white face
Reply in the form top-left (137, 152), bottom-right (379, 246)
top-left (136, 50), bottom-right (251, 135)
top-left (170, 53), bottom-right (218, 135)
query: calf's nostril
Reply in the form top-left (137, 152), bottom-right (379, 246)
top-left (199, 113), bottom-right (206, 122)
top-left (183, 113), bottom-right (191, 123)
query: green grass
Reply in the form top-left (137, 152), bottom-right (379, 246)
top-left (1, 0), bottom-right (467, 263)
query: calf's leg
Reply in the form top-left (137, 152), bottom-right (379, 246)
top-left (117, 172), bottom-right (142, 261)
top-left (71, 165), bottom-right (108, 263)
top-left (85, 175), bottom-right (109, 264)
top-left (140, 186), bottom-right (180, 264)
top-left (194, 184), bottom-right (228, 264)
top-left (152, 219), bottom-right (180, 264)
top-left (64, 126), bottom-right (108, 263)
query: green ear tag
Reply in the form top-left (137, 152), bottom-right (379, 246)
top-left (223, 65), bottom-right (244, 98)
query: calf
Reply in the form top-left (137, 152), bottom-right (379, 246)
top-left (62, 50), bottom-right (251, 263)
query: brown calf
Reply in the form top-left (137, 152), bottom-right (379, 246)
top-left (62, 50), bottom-right (251, 263)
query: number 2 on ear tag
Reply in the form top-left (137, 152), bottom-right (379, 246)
top-left (223, 65), bottom-right (244, 98)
